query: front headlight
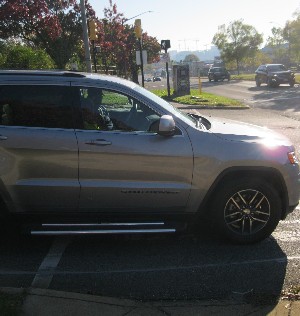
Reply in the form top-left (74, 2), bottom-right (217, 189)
top-left (288, 151), bottom-right (299, 164)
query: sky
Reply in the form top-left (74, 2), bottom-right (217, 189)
top-left (88, 0), bottom-right (300, 51)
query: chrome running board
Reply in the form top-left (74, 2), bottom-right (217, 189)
top-left (30, 221), bottom-right (176, 236)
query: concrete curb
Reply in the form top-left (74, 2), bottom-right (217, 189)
top-left (170, 102), bottom-right (250, 110)
top-left (176, 105), bottom-right (250, 110)
top-left (1, 287), bottom-right (299, 316)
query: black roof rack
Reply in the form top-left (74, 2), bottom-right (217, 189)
top-left (0, 70), bottom-right (86, 78)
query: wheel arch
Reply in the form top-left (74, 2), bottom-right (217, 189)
top-left (199, 167), bottom-right (289, 220)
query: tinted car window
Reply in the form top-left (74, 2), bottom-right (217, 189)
top-left (0, 85), bottom-right (73, 129)
top-left (79, 88), bottom-right (160, 132)
top-left (267, 64), bottom-right (287, 71)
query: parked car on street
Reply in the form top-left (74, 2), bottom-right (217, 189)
top-left (0, 70), bottom-right (299, 244)
top-left (255, 64), bottom-right (295, 88)
top-left (153, 76), bottom-right (162, 82)
top-left (208, 67), bottom-right (231, 82)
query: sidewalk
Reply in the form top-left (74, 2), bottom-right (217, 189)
top-left (2, 287), bottom-right (300, 316)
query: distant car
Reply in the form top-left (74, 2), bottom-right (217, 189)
top-left (145, 78), bottom-right (152, 82)
top-left (255, 64), bottom-right (295, 88)
top-left (153, 76), bottom-right (162, 82)
top-left (208, 67), bottom-right (230, 82)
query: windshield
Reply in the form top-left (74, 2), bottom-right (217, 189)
top-left (133, 85), bottom-right (197, 126)
top-left (267, 64), bottom-right (287, 71)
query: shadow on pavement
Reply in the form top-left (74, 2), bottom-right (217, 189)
top-left (0, 219), bottom-right (288, 314)
top-left (42, 221), bottom-right (288, 313)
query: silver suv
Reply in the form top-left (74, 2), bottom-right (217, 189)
top-left (0, 70), bottom-right (299, 244)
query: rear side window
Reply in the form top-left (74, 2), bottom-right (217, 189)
top-left (0, 85), bottom-right (73, 129)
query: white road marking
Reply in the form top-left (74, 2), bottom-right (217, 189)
top-left (31, 237), bottom-right (71, 289)
top-left (251, 96), bottom-right (300, 103)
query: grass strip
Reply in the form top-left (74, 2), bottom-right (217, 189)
top-left (151, 89), bottom-right (244, 107)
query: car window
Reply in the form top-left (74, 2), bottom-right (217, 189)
top-left (0, 85), bottom-right (74, 129)
top-left (267, 64), bottom-right (287, 71)
top-left (79, 88), bottom-right (161, 132)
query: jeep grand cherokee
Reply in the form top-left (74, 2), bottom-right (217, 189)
top-left (0, 70), bottom-right (299, 244)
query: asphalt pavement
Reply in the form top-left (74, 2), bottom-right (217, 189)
top-left (2, 287), bottom-right (300, 316)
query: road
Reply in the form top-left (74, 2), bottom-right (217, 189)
top-left (0, 79), bottom-right (299, 305)
top-left (198, 79), bottom-right (300, 153)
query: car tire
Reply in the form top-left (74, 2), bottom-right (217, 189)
top-left (289, 80), bottom-right (295, 87)
top-left (212, 178), bottom-right (281, 244)
top-left (255, 78), bottom-right (261, 87)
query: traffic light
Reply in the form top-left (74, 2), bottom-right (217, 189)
top-left (134, 19), bottom-right (142, 38)
top-left (161, 40), bottom-right (171, 51)
top-left (88, 20), bottom-right (98, 41)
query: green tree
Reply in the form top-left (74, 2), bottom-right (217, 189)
top-left (282, 13), bottom-right (300, 65)
top-left (212, 20), bottom-right (263, 74)
top-left (242, 51), bottom-right (271, 71)
top-left (266, 27), bottom-right (287, 63)
top-left (0, 43), bottom-right (55, 69)
top-left (0, 0), bottom-right (95, 69)
top-left (96, 1), bottom-right (160, 81)
top-left (183, 54), bottom-right (200, 63)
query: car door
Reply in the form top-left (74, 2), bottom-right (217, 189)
top-left (261, 66), bottom-right (268, 83)
top-left (0, 84), bottom-right (80, 213)
top-left (73, 86), bottom-right (194, 213)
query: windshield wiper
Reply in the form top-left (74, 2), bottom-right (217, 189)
top-left (188, 113), bottom-right (203, 128)
top-left (187, 113), bottom-right (211, 130)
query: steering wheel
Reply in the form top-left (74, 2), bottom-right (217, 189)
top-left (98, 105), bottom-right (113, 130)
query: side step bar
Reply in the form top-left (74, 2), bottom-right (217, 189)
top-left (30, 221), bottom-right (176, 236)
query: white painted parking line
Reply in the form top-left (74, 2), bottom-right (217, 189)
top-left (31, 237), bottom-right (71, 289)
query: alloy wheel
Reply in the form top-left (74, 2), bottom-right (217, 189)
top-left (224, 189), bottom-right (271, 236)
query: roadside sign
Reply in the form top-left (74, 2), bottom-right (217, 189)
top-left (160, 53), bottom-right (170, 63)
top-left (136, 50), bottom-right (147, 65)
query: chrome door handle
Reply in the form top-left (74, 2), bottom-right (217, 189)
top-left (0, 135), bottom-right (7, 140)
top-left (85, 139), bottom-right (112, 146)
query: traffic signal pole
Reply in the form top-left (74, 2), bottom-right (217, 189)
top-left (88, 20), bottom-right (98, 73)
top-left (135, 19), bottom-right (144, 87)
top-left (165, 49), bottom-right (170, 97)
top-left (80, 0), bottom-right (92, 73)
top-left (161, 40), bottom-right (171, 97)
top-left (139, 39), bottom-right (145, 87)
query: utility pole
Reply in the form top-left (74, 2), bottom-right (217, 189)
top-left (80, 0), bottom-right (92, 73)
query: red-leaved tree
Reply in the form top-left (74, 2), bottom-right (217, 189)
top-left (96, 1), bottom-right (160, 81)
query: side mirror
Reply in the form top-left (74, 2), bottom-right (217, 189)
top-left (158, 115), bottom-right (175, 136)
